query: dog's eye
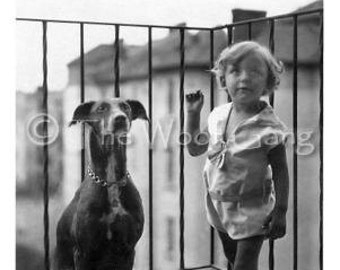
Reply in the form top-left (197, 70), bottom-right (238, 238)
top-left (119, 103), bottom-right (131, 113)
top-left (96, 105), bottom-right (107, 113)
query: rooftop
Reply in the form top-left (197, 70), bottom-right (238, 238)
top-left (67, 0), bottom-right (322, 84)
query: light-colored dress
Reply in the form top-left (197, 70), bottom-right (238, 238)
top-left (203, 101), bottom-right (287, 240)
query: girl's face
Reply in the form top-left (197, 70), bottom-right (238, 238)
top-left (224, 52), bottom-right (269, 106)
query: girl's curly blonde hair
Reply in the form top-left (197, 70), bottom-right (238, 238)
top-left (211, 41), bottom-right (284, 95)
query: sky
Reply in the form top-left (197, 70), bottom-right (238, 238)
top-left (16, 0), bottom-right (316, 27)
top-left (16, 0), bottom-right (319, 92)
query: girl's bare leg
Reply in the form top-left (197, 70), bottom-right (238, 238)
top-left (234, 235), bottom-right (264, 270)
top-left (217, 230), bottom-right (237, 265)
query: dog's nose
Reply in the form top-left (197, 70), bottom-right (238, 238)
top-left (113, 115), bottom-right (128, 130)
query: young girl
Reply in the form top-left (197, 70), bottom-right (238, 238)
top-left (185, 41), bottom-right (289, 270)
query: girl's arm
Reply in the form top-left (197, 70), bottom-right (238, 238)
top-left (269, 143), bottom-right (289, 213)
top-left (265, 143), bottom-right (289, 239)
top-left (186, 114), bottom-right (209, 156)
top-left (185, 91), bottom-right (209, 156)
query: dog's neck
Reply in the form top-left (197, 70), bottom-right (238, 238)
top-left (87, 130), bottom-right (127, 185)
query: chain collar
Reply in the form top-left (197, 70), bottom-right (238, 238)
top-left (87, 165), bottom-right (129, 187)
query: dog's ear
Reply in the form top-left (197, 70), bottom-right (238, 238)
top-left (69, 101), bottom-right (95, 127)
top-left (126, 100), bottom-right (149, 122)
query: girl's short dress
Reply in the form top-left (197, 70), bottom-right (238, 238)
top-left (203, 101), bottom-right (287, 240)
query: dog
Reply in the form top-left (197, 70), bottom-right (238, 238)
top-left (54, 98), bottom-right (148, 270)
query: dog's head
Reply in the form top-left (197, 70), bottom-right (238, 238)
top-left (69, 98), bottom-right (148, 149)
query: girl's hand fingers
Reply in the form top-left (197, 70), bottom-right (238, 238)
top-left (185, 90), bottom-right (204, 114)
top-left (268, 225), bottom-right (286, 239)
top-left (186, 90), bottom-right (204, 102)
top-left (263, 214), bottom-right (272, 228)
top-left (185, 94), bottom-right (191, 100)
top-left (186, 90), bottom-right (202, 97)
top-left (265, 216), bottom-right (286, 239)
top-left (186, 93), bottom-right (195, 100)
top-left (199, 92), bottom-right (204, 103)
top-left (263, 215), bottom-right (274, 237)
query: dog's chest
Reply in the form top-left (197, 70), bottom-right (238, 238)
top-left (99, 186), bottom-right (129, 240)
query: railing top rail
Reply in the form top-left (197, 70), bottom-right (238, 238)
top-left (15, 17), bottom-right (212, 31)
top-left (215, 8), bottom-right (323, 30)
top-left (16, 8), bottom-right (323, 32)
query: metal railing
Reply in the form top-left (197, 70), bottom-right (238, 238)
top-left (16, 7), bottom-right (323, 270)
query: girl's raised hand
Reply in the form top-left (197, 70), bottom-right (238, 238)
top-left (185, 90), bottom-right (204, 114)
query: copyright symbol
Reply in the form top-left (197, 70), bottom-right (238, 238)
top-left (26, 113), bottom-right (60, 146)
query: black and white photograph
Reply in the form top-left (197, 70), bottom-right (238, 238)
top-left (11, 0), bottom-right (328, 269)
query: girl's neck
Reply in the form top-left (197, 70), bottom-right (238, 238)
top-left (232, 100), bottom-right (263, 115)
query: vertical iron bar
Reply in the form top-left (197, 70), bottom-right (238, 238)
top-left (148, 26), bottom-right (154, 270)
top-left (292, 15), bottom-right (298, 270)
top-left (318, 11), bottom-right (323, 270)
top-left (227, 25), bottom-right (233, 103)
top-left (210, 30), bottom-right (215, 111)
top-left (209, 29), bottom-right (215, 266)
top-left (179, 28), bottom-right (185, 270)
top-left (269, 19), bottom-right (275, 107)
top-left (114, 25), bottom-right (120, 97)
top-left (248, 22), bottom-right (252, 40)
top-left (227, 25), bottom-right (233, 46)
top-left (269, 239), bottom-right (275, 270)
top-left (227, 26), bottom-right (233, 270)
top-left (268, 18), bottom-right (275, 270)
top-left (80, 23), bottom-right (86, 182)
top-left (42, 21), bottom-right (50, 270)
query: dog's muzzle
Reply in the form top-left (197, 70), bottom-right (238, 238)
top-left (113, 115), bottom-right (129, 131)
top-left (101, 114), bottom-right (130, 149)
